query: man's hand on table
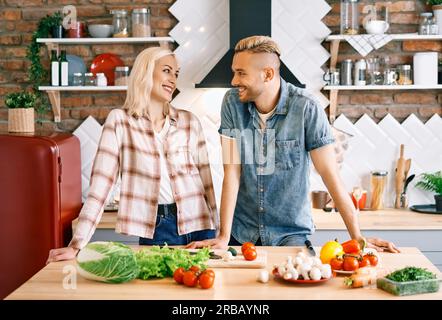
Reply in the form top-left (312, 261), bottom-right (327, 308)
top-left (360, 237), bottom-right (401, 253)
top-left (46, 247), bottom-right (79, 264)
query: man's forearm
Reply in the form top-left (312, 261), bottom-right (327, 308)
top-left (311, 145), bottom-right (363, 240)
top-left (328, 178), bottom-right (363, 240)
top-left (218, 164), bottom-right (241, 239)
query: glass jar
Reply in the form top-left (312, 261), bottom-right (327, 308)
top-left (419, 12), bottom-right (433, 35)
top-left (96, 73), bottom-right (107, 87)
top-left (132, 8), bottom-right (151, 37)
top-left (341, 0), bottom-right (359, 35)
top-left (370, 171), bottom-right (388, 210)
top-left (431, 16), bottom-right (439, 35)
top-left (114, 66), bottom-right (129, 86)
top-left (111, 9), bottom-right (129, 38)
top-left (84, 73), bottom-right (96, 86)
top-left (72, 73), bottom-right (84, 86)
top-left (397, 65), bottom-right (412, 85)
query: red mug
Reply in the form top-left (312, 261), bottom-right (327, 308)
top-left (68, 21), bottom-right (87, 38)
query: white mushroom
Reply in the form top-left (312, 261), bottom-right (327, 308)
top-left (294, 256), bottom-right (304, 267)
top-left (290, 268), bottom-right (299, 280)
top-left (257, 270), bottom-right (269, 283)
top-left (278, 265), bottom-right (286, 276)
top-left (299, 263), bottom-right (312, 280)
top-left (296, 251), bottom-right (307, 260)
top-left (283, 272), bottom-right (293, 280)
top-left (309, 267), bottom-right (322, 281)
top-left (222, 251), bottom-right (233, 262)
top-left (320, 264), bottom-right (332, 279)
top-left (312, 257), bottom-right (323, 267)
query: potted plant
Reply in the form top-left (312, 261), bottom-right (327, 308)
top-left (415, 171), bottom-right (442, 211)
top-left (5, 91), bottom-right (38, 133)
top-left (427, 1), bottom-right (442, 35)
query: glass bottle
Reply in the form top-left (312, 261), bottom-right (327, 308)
top-left (59, 50), bottom-right (69, 86)
top-left (111, 9), bottom-right (129, 37)
top-left (132, 8), bottom-right (151, 37)
top-left (370, 171), bottom-right (388, 210)
top-left (419, 12), bottom-right (433, 35)
top-left (341, 0), bottom-right (359, 35)
top-left (50, 50), bottom-right (59, 86)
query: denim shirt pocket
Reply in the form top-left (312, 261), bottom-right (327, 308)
top-left (275, 139), bottom-right (301, 170)
top-left (168, 146), bottom-right (199, 175)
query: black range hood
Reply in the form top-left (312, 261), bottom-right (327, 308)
top-left (196, 0), bottom-right (304, 88)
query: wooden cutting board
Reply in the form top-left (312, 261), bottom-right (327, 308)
top-left (191, 249), bottom-right (267, 269)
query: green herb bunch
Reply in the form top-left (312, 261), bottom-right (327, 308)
top-left (26, 11), bottom-right (62, 117)
top-left (416, 171), bottom-right (442, 195)
top-left (386, 267), bottom-right (436, 282)
top-left (427, 0), bottom-right (442, 6)
top-left (5, 91), bottom-right (38, 109)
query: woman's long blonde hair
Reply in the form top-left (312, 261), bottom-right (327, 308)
top-left (123, 46), bottom-right (175, 118)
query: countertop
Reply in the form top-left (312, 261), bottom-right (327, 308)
top-left (6, 247), bottom-right (442, 300)
top-left (72, 208), bottom-right (442, 231)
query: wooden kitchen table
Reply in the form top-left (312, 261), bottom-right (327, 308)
top-left (5, 246), bottom-right (442, 300)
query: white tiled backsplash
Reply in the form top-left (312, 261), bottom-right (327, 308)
top-left (311, 114), bottom-right (442, 207)
top-left (74, 0), bottom-right (441, 210)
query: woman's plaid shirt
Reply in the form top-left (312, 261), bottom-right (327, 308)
top-left (69, 107), bottom-right (218, 249)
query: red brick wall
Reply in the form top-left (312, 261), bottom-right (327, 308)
top-left (0, 0), bottom-right (440, 132)
top-left (0, 0), bottom-right (177, 132)
top-left (325, 0), bottom-right (442, 122)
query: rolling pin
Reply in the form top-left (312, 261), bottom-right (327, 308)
top-left (394, 144), bottom-right (406, 208)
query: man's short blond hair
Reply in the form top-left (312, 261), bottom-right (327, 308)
top-left (234, 35), bottom-right (281, 56)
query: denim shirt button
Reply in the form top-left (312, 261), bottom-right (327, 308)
top-left (259, 207), bottom-right (263, 211)
top-left (260, 188), bottom-right (264, 192)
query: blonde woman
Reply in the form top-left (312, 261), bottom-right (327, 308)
top-left (47, 47), bottom-right (218, 262)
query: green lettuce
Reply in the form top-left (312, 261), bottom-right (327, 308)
top-left (135, 245), bottom-right (210, 280)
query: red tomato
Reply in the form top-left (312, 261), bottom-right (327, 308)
top-left (173, 267), bottom-right (186, 284)
top-left (198, 272), bottom-right (215, 289)
top-left (243, 248), bottom-right (257, 261)
top-left (343, 256), bottom-right (359, 271)
top-left (366, 253), bottom-right (379, 267)
top-left (330, 257), bottom-right (344, 270)
top-left (359, 256), bottom-right (371, 268)
top-left (202, 269), bottom-right (215, 278)
top-left (241, 242), bottom-right (256, 254)
top-left (189, 265), bottom-right (200, 273)
top-left (183, 270), bottom-right (198, 287)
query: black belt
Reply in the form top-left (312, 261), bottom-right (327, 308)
top-left (157, 203), bottom-right (177, 216)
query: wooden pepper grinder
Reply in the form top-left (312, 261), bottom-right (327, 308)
top-left (395, 144), bottom-right (409, 208)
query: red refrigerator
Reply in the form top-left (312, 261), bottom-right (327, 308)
top-left (0, 132), bottom-right (82, 299)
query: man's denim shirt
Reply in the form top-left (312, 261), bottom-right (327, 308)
top-left (218, 78), bottom-right (335, 245)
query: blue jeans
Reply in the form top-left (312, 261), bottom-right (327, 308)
top-left (139, 204), bottom-right (216, 246)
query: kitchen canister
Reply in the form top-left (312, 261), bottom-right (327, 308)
top-left (340, 59), bottom-right (353, 85)
top-left (413, 52), bottom-right (438, 85)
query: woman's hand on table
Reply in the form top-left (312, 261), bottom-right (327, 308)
top-left (46, 247), bottom-right (79, 264)
top-left (364, 237), bottom-right (401, 253)
top-left (186, 236), bottom-right (229, 250)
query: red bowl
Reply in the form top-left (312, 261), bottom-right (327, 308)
top-left (90, 53), bottom-right (124, 86)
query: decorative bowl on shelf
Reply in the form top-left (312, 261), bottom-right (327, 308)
top-left (90, 53), bottom-right (124, 85)
top-left (88, 24), bottom-right (113, 38)
top-left (66, 54), bottom-right (87, 86)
